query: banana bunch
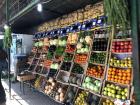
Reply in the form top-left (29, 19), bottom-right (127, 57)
top-left (34, 77), bottom-right (41, 89)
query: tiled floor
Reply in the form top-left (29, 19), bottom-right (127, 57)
top-left (2, 81), bottom-right (62, 105)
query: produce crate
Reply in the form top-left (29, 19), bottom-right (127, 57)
top-left (101, 81), bottom-right (131, 101)
top-left (106, 52), bottom-right (133, 86)
top-left (17, 74), bottom-right (35, 82)
top-left (81, 75), bottom-right (103, 95)
top-left (64, 86), bottom-right (79, 104)
top-left (98, 97), bottom-right (114, 105)
top-left (56, 70), bottom-right (70, 83)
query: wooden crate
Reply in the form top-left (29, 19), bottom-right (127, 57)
top-left (17, 74), bottom-right (35, 82)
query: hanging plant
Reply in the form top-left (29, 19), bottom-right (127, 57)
top-left (104, 0), bottom-right (130, 36)
top-left (3, 26), bottom-right (12, 48)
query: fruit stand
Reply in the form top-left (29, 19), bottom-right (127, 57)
top-left (18, 1), bottom-right (134, 105)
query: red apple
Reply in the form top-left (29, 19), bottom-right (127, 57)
top-left (128, 45), bottom-right (132, 49)
top-left (120, 41), bottom-right (124, 46)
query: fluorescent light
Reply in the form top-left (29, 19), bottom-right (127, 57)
top-left (4, 24), bottom-right (9, 29)
top-left (37, 3), bottom-right (43, 12)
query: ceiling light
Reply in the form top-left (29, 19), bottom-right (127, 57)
top-left (4, 24), bottom-right (9, 30)
top-left (37, 3), bottom-right (43, 12)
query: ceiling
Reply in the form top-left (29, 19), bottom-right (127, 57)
top-left (11, 0), bottom-right (100, 34)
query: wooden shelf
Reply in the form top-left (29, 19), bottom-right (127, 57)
top-left (89, 62), bottom-right (105, 66)
top-left (92, 51), bottom-right (107, 53)
top-left (111, 52), bottom-right (132, 54)
top-left (113, 38), bottom-right (132, 41)
top-left (109, 65), bottom-right (132, 69)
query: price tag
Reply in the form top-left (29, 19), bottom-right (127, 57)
top-left (70, 27), bottom-right (73, 30)
top-left (92, 22), bottom-right (96, 26)
top-left (78, 25), bottom-right (81, 29)
top-left (67, 29), bottom-right (69, 32)
top-left (82, 24), bottom-right (86, 28)
top-left (97, 19), bottom-right (102, 24)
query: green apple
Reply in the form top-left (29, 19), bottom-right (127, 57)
top-left (108, 92), bottom-right (112, 97)
top-left (115, 86), bottom-right (120, 90)
top-left (104, 87), bottom-right (108, 91)
top-left (122, 96), bottom-right (127, 100)
top-left (106, 84), bottom-right (111, 88)
top-left (103, 91), bottom-right (107, 96)
top-left (110, 84), bottom-right (115, 89)
top-left (124, 88), bottom-right (128, 93)
top-left (116, 60), bottom-right (120, 64)
top-left (107, 88), bottom-right (111, 92)
top-left (111, 89), bottom-right (116, 94)
top-left (111, 93), bottom-right (115, 98)
top-left (121, 91), bottom-right (125, 95)
top-left (117, 90), bottom-right (121, 95)
top-left (125, 93), bottom-right (128, 97)
top-left (116, 95), bottom-right (121, 99)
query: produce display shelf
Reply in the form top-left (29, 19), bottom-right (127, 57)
top-left (113, 38), bottom-right (132, 41)
top-left (78, 86), bottom-right (101, 97)
top-left (57, 80), bottom-right (69, 85)
top-left (101, 95), bottom-right (116, 102)
top-left (69, 83), bottom-right (79, 88)
top-left (111, 52), bottom-right (132, 54)
top-left (23, 3), bottom-right (134, 104)
top-left (106, 80), bottom-right (131, 87)
top-left (109, 65), bottom-right (132, 69)
top-left (89, 62), bottom-right (105, 66)
top-left (85, 75), bottom-right (103, 81)
top-left (32, 86), bottom-right (65, 105)
top-left (92, 51), bottom-right (107, 53)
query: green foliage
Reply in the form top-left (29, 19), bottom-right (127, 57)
top-left (3, 27), bottom-right (12, 48)
top-left (104, 0), bottom-right (129, 31)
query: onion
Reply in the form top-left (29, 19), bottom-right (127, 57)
top-left (60, 97), bottom-right (64, 102)
top-left (48, 77), bottom-right (54, 83)
top-left (60, 92), bottom-right (64, 98)
top-left (52, 82), bottom-right (55, 87)
top-left (58, 88), bottom-right (63, 93)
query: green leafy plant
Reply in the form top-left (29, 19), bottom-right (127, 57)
top-left (104, 0), bottom-right (129, 33)
top-left (3, 27), bottom-right (12, 48)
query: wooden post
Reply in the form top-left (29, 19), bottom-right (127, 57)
top-left (130, 0), bottom-right (140, 104)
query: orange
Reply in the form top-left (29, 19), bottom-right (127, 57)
top-left (126, 76), bottom-right (131, 81)
top-left (108, 75), bottom-right (111, 78)
top-left (123, 73), bottom-right (127, 77)
top-left (117, 79), bottom-right (121, 83)
top-left (122, 70), bottom-right (125, 73)
top-left (127, 73), bottom-right (131, 77)
top-left (125, 80), bottom-right (130, 84)
top-left (115, 76), bottom-right (118, 79)
top-left (126, 69), bottom-right (131, 73)
top-left (112, 68), bottom-right (116, 71)
top-left (108, 71), bottom-right (112, 75)
top-left (108, 77), bottom-right (111, 81)
top-left (118, 76), bottom-right (122, 80)
top-left (121, 80), bottom-right (125, 84)
top-left (118, 72), bottom-right (123, 76)
top-left (122, 76), bottom-right (126, 80)
top-left (112, 71), bottom-right (115, 75)
top-left (110, 78), bottom-right (114, 81)
top-left (111, 75), bottom-right (115, 79)
top-left (114, 79), bottom-right (118, 82)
